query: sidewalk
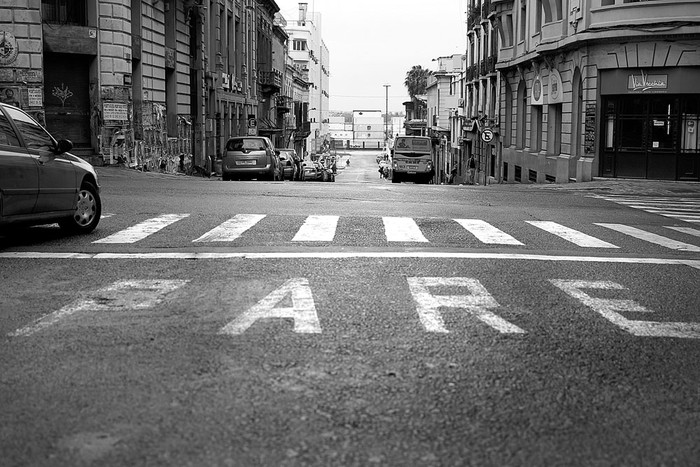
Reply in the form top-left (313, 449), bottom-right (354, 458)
top-left (530, 177), bottom-right (700, 197)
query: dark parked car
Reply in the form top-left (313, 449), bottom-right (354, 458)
top-left (222, 136), bottom-right (283, 181)
top-left (276, 148), bottom-right (299, 181)
top-left (0, 103), bottom-right (101, 233)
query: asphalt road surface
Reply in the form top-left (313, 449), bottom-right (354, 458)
top-left (1, 150), bottom-right (699, 466)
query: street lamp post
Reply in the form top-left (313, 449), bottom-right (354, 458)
top-left (383, 84), bottom-right (390, 146)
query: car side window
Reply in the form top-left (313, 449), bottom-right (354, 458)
top-left (0, 112), bottom-right (20, 147)
top-left (3, 107), bottom-right (55, 150)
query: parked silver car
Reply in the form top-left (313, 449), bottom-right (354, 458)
top-left (0, 103), bottom-right (101, 233)
top-left (222, 136), bottom-right (283, 181)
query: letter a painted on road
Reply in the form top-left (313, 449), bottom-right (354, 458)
top-left (407, 277), bottom-right (525, 334)
top-left (219, 278), bottom-right (321, 335)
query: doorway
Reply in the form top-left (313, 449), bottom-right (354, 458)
top-left (601, 95), bottom-right (699, 180)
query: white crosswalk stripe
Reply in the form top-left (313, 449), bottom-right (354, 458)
top-left (89, 214), bottom-right (700, 252)
top-left (526, 221), bottom-right (619, 248)
top-left (293, 215), bottom-right (339, 242)
top-left (383, 217), bottom-right (429, 242)
top-left (593, 195), bottom-right (700, 223)
top-left (665, 226), bottom-right (700, 238)
top-left (454, 219), bottom-right (523, 245)
top-left (93, 214), bottom-right (189, 244)
top-left (596, 223), bottom-right (700, 252)
top-left (193, 214), bottom-right (266, 242)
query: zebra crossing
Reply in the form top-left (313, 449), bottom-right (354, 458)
top-left (90, 213), bottom-right (700, 253)
top-left (591, 194), bottom-right (700, 223)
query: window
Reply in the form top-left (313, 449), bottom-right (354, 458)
top-left (531, 105), bottom-right (542, 151)
top-left (519, 3), bottom-right (527, 42)
top-left (516, 80), bottom-right (527, 149)
top-left (504, 81), bottom-right (512, 147)
top-left (0, 112), bottom-right (20, 147)
top-left (571, 69), bottom-right (583, 155)
top-left (293, 39), bottom-right (307, 51)
top-left (548, 104), bottom-right (562, 155)
top-left (41, 0), bottom-right (87, 26)
top-left (4, 107), bottom-right (54, 150)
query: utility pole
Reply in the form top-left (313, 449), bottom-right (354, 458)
top-left (383, 84), bottom-right (390, 146)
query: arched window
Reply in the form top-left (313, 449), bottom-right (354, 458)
top-left (571, 68), bottom-right (583, 156)
top-left (504, 79), bottom-right (512, 147)
top-left (516, 79), bottom-right (527, 149)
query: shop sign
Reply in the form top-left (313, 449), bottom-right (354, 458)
top-left (628, 70), bottom-right (667, 93)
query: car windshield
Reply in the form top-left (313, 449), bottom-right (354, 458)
top-left (227, 139), bottom-right (265, 151)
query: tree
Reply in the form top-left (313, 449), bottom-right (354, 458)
top-left (404, 65), bottom-right (433, 99)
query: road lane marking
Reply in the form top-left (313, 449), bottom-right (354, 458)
top-left (551, 279), bottom-right (700, 339)
top-left (596, 223), bottom-right (700, 252)
top-left (93, 214), bottom-right (189, 244)
top-left (1, 251), bottom-right (699, 269)
top-left (527, 221), bottom-right (619, 248)
top-left (454, 219), bottom-right (523, 245)
top-left (665, 226), bottom-right (700, 238)
top-left (193, 214), bottom-right (265, 242)
top-left (407, 277), bottom-right (526, 334)
top-left (292, 215), bottom-right (339, 242)
top-left (383, 217), bottom-right (429, 242)
top-left (8, 280), bottom-right (188, 337)
top-left (219, 278), bottom-right (321, 334)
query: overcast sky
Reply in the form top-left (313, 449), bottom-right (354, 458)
top-left (276, 0), bottom-right (469, 114)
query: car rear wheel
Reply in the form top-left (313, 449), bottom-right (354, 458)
top-left (59, 181), bottom-right (101, 234)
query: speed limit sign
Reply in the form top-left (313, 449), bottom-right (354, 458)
top-left (481, 128), bottom-right (494, 143)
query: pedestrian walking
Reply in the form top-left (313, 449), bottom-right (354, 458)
top-left (467, 155), bottom-right (476, 185)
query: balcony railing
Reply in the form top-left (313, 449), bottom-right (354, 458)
top-left (259, 70), bottom-right (282, 89)
top-left (276, 95), bottom-right (292, 112)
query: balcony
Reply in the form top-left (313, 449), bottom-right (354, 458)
top-left (276, 95), bottom-right (292, 113)
top-left (589, 0), bottom-right (700, 31)
top-left (258, 70), bottom-right (282, 94)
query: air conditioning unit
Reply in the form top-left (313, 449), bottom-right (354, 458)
top-left (221, 73), bottom-right (230, 90)
top-left (458, 98), bottom-right (465, 106)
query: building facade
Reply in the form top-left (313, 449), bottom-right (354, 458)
top-left (0, 0), bottom-right (320, 172)
top-left (426, 55), bottom-right (463, 184)
top-left (491, 0), bottom-right (700, 183)
top-left (284, 2), bottom-right (329, 154)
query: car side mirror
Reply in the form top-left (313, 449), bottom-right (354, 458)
top-left (56, 139), bottom-right (73, 154)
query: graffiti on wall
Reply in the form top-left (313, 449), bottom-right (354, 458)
top-left (96, 96), bottom-right (193, 174)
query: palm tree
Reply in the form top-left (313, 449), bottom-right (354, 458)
top-left (404, 65), bottom-right (433, 99)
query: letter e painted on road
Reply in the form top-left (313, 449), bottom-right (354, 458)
top-left (219, 278), bottom-right (321, 335)
top-left (407, 277), bottom-right (525, 334)
top-left (550, 279), bottom-right (700, 339)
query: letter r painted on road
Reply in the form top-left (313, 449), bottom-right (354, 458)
top-left (407, 277), bottom-right (525, 334)
top-left (550, 280), bottom-right (700, 339)
top-left (219, 278), bottom-right (322, 335)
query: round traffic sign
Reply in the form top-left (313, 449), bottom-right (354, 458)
top-left (481, 128), bottom-right (494, 143)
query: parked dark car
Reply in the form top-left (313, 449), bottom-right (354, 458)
top-left (276, 148), bottom-right (299, 181)
top-left (0, 103), bottom-right (101, 233)
top-left (222, 136), bottom-right (283, 181)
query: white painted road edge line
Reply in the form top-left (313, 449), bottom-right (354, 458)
top-left (1, 251), bottom-right (699, 268)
